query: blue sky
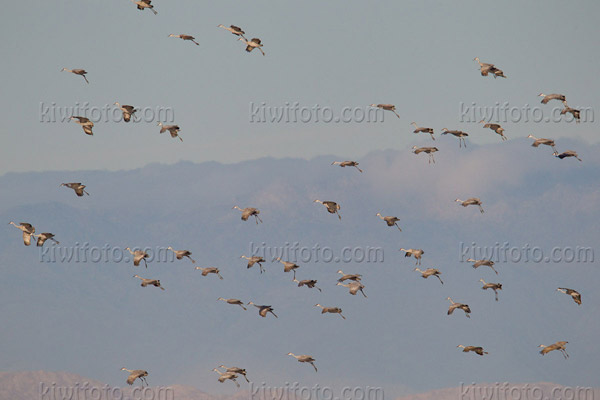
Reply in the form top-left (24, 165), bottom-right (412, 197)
top-left (1, 0), bottom-right (599, 174)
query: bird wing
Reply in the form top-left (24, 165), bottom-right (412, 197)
top-left (251, 38), bottom-right (262, 44)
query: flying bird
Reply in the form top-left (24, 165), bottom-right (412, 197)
top-left (276, 258), bottom-right (300, 279)
top-left (313, 199), bottom-right (341, 220)
top-left (8, 222), bottom-right (35, 246)
top-left (560, 101), bottom-right (580, 123)
top-left (167, 247), bottom-right (195, 263)
top-left (455, 198), bottom-right (484, 213)
top-left (527, 135), bottom-right (556, 151)
top-left (212, 368), bottom-right (239, 387)
top-left (130, 0), bottom-right (157, 14)
top-left (247, 302), bottom-right (278, 318)
top-left (218, 298), bottom-right (247, 310)
top-left (121, 368), bottom-right (148, 387)
top-left (238, 37), bottom-right (265, 55)
top-left (414, 268), bottom-right (443, 285)
top-left (60, 182), bottom-right (89, 197)
top-left (411, 122), bottom-right (435, 140)
top-left (376, 213), bottom-right (401, 231)
top-left (133, 275), bottom-right (165, 290)
top-left (457, 345), bottom-right (488, 356)
top-left (538, 93), bottom-right (566, 104)
top-left (331, 161), bottom-right (362, 172)
top-left (473, 57), bottom-right (506, 78)
top-left (218, 365), bottom-right (249, 383)
top-left (336, 281), bottom-right (367, 297)
top-left (479, 278), bottom-right (502, 301)
top-left (69, 116), bottom-right (94, 136)
top-left (553, 150), bottom-right (582, 162)
top-left (114, 102), bottom-right (137, 122)
top-left (479, 120), bottom-right (507, 141)
top-left (61, 68), bottom-right (89, 84)
top-left (195, 267), bottom-right (224, 280)
top-left (314, 304), bottom-right (345, 319)
top-left (232, 206), bottom-right (262, 224)
top-left (538, 341), bottom-right (569, 359)
top-left (336, 270), bottom-right (362, 282)
top-left (370, 104), bottom-right (400, 118)
top-left (168, 34), bottom-right (200, 46)
top-left (399, 248), bottom-right (424, 265)
top-left (412, 146), bottom-right (438, 164)
top-left (33, 233), bottom-right (60, 247)
top-left (293, 278), bottom-right (322, 292)
top-left (287, 353), bottom-right (318, 372)
top-left (447, 297), bottom-right (471, 318)
top-left (556, 288), bottom-right (581, 305)
top-left (466, 258), bottom-right (498, 275)
top-left (217, 24), bottom-right (246, 39)
top-left (240, 255), bottom-right (265, 273)
top-left (441, 129), bottom-right (469, 148)
top-left (157, 122), bottom-right (183, 141)
top-left (125, 247), bottom-right (149, 268)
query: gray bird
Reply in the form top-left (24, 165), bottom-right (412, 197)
top-left (414, 267), bottom-right (443, 285)
top-left (411, 122), bottom-right (435, 140)
top-left (69, 116), bottom-right (94, 136)
top-left (314, 304), bottom-right (345, 319)
top-left (195, 267), bottom-right (223, 280)
top-left (8, 222), bottom-right (35, 246)
top-left (157, 122), bottom-right (183, 141)
top-left (376, 213), bottom-right (401, 231)
top-left (538, 93), bottom-right (566, 104)
top-left (457, 345), bottom-right (488, 355)
top-left (133, 274), bottom-right (165, 290)
top-left (240, 255), bottom-right (265, 273)
top-left (447, 297), bottom-right (471, 318)
top-left (455, 198), bottom-right (484, 213)
top-left (479, 278), bottom-right (502, 301)
top-left (60, 182), bottom-right (89, 197)
top-left (314, 199), bottom-right (341, 220)
top-left (412, 146), bottom-right (439, 164)
top-left (247, 302), bottom-right (278, 318)
top-left (466, 258), bottom-right (498, 275)
top-left (130, 0), bottom-right (157, 14)
top-left (61, 68), bottom-right (89, 83)
top-left (441, 128), bottom-right (469, 148)
top-left (553, 150), bottom-right (582, 162)
top-left (287, 353), bottom-right (318, 372)
top-left (121, 368), bottom-right (148, 386)
top-left (232, 206), bottom-right (262, 224)
top-left (370, 104), bottom-right (400, 118)
top-left (331, 160), bottom-right (363, 172)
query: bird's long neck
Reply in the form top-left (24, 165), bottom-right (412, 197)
top-left (411, 122), bottom-right (418, 127)
top-left (376, 213), bottom-right (384, 220)
top-left (415, 268), bottom-right (422, 273)
top-left (448, 298), bottom-right (454, 304)
top-left (122, 368), bottom-right (133, 372)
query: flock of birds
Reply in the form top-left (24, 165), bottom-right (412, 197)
top-left (9, 1), bottom-right (587, 390)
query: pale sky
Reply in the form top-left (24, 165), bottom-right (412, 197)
top-left (1, 0), bottom-right (599, 174)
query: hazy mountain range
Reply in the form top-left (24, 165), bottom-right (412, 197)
top-left (0, 139), bottom-right (598, 395)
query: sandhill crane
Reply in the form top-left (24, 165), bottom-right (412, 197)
top-left (133, 274), bottom-right (165, 290)
top-left (276, 258), bottom-right (300, 279)
top-left (370, 104), bottom-right (400, 118)
top-left (336, 270), bottom-right (362, 282)
top-left (218, 365), bottom-right (249, 383)
top-left (195, 267), bottom-right (223, 280)
top-left (553, 150), bottom-right (582, 162)
top-left (240, 255), bottom-right (265, 273)
top-left (114, 102), bottom-right (136, 122)
top-left (479, 278), bottom-right (502, 301)
top-left (232, 206), bottom-right (262, 223)
top-left (287, 353), bottom-right (318, 372)
top-left (331, 161), bottom-right (362, 172)
top-left (8, 222), bottom-right (35, 246)
top-left (414, 267), bottom-right (443, 285)
top-left (376, 213), bottom-right (401, 231)
top-left (69, 116), bottom-right (94, 136)
top-left (61, 68), bottom-right (88, 84)
top-left (412, 146), bottom-right (438, 164)
top-left (466, 258), bottom-right (498, 275)
top-left (411, 122), bottom-right (435, 140)
top-left (212, 368), bottom-right (239, 387)
top-left (247, 302), bottom-right (278, 318)
top-left (527, 134), bottom-right (556, 151)
top-left (560, 101), bottom-right (580, 123)
top-left (457, 345), bottom-right (488, 356)
top-left (218, 25), bottom-right (246, 39)
top-left (130, 0), bottom-right (157, 14)
top-left (441, 129), bottom-right (469, 148)
top-left (336, 281), bottom-right (367, 297)
top-left (125, 247), bottom-right (149, 268)
top-left (313, 199), bottom-right (341, 220)
top-left (157, 122), bottom-right (182, 141)
top-left (538, 93), bottom-right (566, 104)
top-left (238, 37), bottom-right (265, 55)
top-left (473, 57), bottom-right (506, 78)
top-left (293, 278), bottom-right (322, 292)
top-left (538, 341), bottom-right (569, 359)
top-left (455, 198), bottom-right (484, 213)
top-left (447, 297), bottom-right (471, 318)
top-left (33, 233), bottom-right (59, 247)
top-left (168, 34), bottom-right (199, 46)
top-left (315, 304), bottom-right (345, 319)
top-left (556, 288), bottom-right (581, 305)
top-left (399, 248), bottom-right (424, 265)
top-left (218, 298), bottom-right (247, 310)
top-left (479, 120), bottom-right (507, 141)
top-left (121, 368), bottom-right (148, 386)
top-left (167, 247), bottom-right (195, 263)
top-left (60, 182), bottom-right (89, 197)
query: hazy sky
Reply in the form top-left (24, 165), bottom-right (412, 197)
top-left (1, 0), bottom-right (599, 174)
